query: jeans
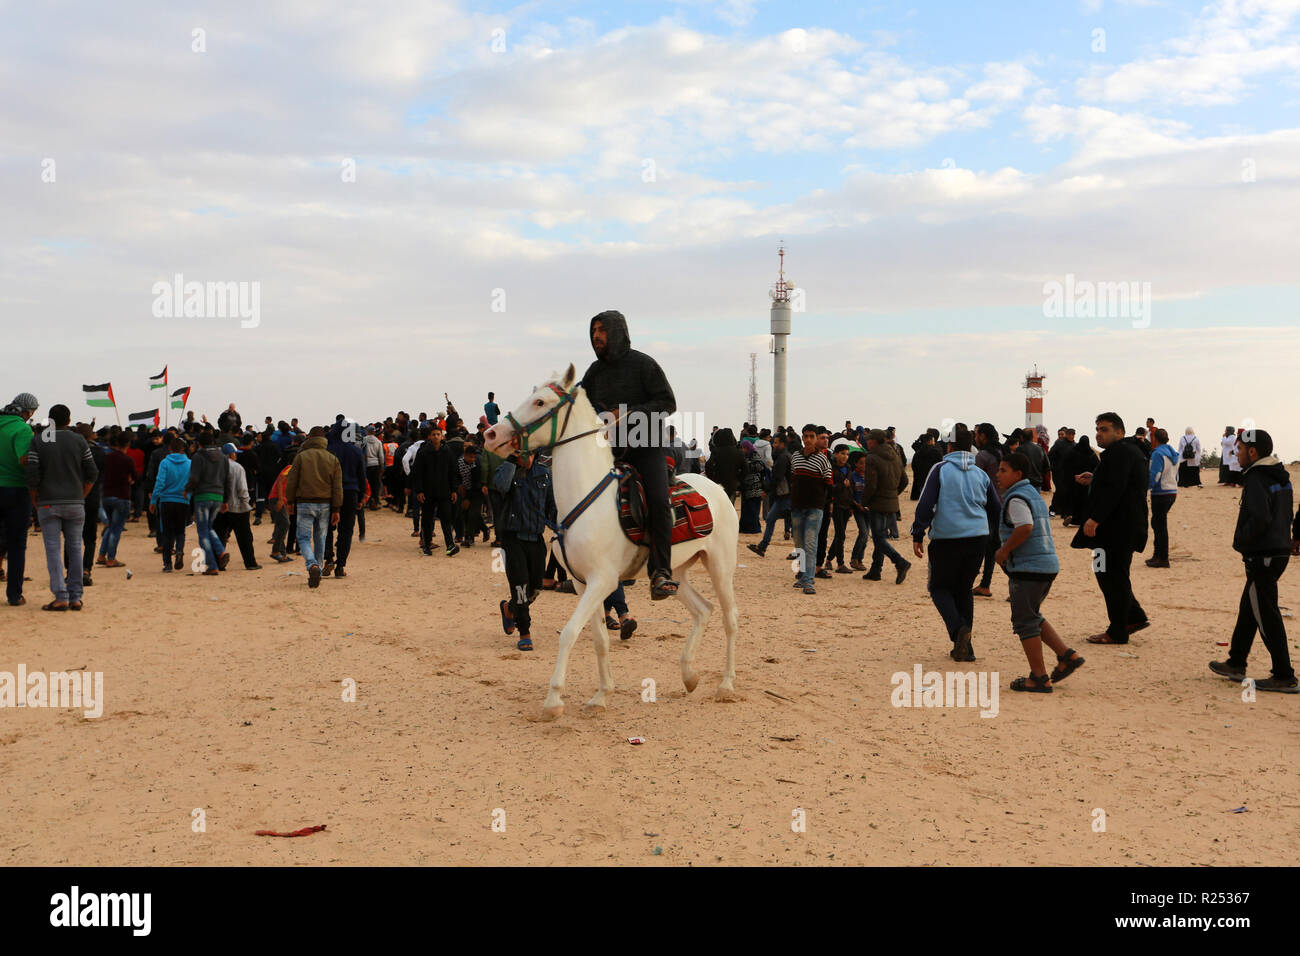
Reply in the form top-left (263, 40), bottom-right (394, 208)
top-left (193, 500), bottom-right (225, 572)
top-left (99, 496), bottom-right (130, 559)
top-left (604, 584), bottom-right (628, 618)
top-left (850, 511), bottom-right (870, 563)
top-left (1150, 494), bottom-right (1175, 561)
top-left (0, 487), bottom-right (32, 604)
top-left (759, 494), bottom-right (790, 549)
top-left (38, 502), bottom-right (84, 603)
top-left (1228, 555), bottom-right (1292, 681)
top-left (867, 510), bottom-right (904, 573)
top-left (790, 507), bottom-right (823, 587)
top-left (827, 509), bottom-right (849, 566)
top-left (295, 501), bottom-right (330, 570)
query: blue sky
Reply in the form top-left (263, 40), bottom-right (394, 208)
top-left (3, 0), bottom-right (1299, 453)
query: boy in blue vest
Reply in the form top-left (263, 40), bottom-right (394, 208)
top-left (995, 452), bottom-right (1084, 693)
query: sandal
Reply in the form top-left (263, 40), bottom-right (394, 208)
top-left (42, 601), bottom-right (69, 611)
top-left (971, 587), bottom-right (992, 597)
top-left (69, 601), bottom-right (83, 611)
top-left (1086, 632), bottom-right (1127, 645)
top-left (516, 636), bottom-right (533, 651)
top-left (619, 618), bottom-right (638, 641)
top-left (1050, 649), bottom-right (1085, 683)
top-left (650, 573), bottom-right (678, 600)
top-left (605, 615), bottom-right (620, 630)
top-left (1011, 673), bottom-right (1053, 693)
top-left (499, 599), bottom-right (516, 635)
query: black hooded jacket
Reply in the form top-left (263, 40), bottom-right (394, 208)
top-left (1233, 458), bottom-right (1294, 556)
top-left (580, 311), bottom-right (676, 451)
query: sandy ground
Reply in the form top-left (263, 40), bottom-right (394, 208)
top-left (1, 468), bottom-right (1296, 866)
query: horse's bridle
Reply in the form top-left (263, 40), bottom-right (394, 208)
top-left (504, 382), bottom-right (605, 455)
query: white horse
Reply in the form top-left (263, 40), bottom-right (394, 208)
top-left (483, 364), bottom-right (740, 720)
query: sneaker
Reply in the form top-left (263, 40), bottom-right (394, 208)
top-left (785, 551), bottom-right (799, 561)
top-left (245, 563), bottom-right (262, 571)
top-left (1208, 660), bottom-right (1246, 681)
top-left (747, 544), bottom-right (766, 557)
top-left (253, 517), bottom-right (262, 526)
top-left (82, 573), bottom-right (93, 587)
top-left (446, 544), bottom-right (460, 557)
top-left (895, 559), bottom-right (911, 585)
top-left (333, 567), bottom-right (346, 578)
top-left (862, 570), bottom-right (882, 581)
top-left (1255, 676), bottom-right (1299, 694)
top-left (1144, 557), bottom-right (1170, 568)
top-left (162, 564), bottom-right (172, 573)
top-left (792, 580), bottom-right (803, 589)
top-left (308, 564), bottom-right (322, 588)
top-left (358, 535), bottom-right (366, 543)
top-left (422, 548), bottom-right (433, 556)
top-left (174, 554), bottom-right (184, 570)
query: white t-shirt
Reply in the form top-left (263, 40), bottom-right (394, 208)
top-left (1006, 497), bottom-right (1033, 528)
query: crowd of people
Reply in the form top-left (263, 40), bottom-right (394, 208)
top-left (1, 382), bottom-right (1296, 694)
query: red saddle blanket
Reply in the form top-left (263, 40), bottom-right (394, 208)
top-left (616, 462), bottom-right (713, 546)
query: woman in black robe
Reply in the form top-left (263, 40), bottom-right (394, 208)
top-left (1060, 435), bottom-right (1098, 526)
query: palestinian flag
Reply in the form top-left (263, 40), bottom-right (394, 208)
top-left (128, 408), bottom-right (160, 427)
top-left (149, 366), bottom-right (168, 390)
top-left (170, 386), bottom-right (191, 410)
top-left (83, 383), bottom-right (116, 408)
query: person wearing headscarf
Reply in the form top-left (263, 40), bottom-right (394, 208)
top-left (705, 427), bottom-right (743, 503)
top-left (1061, 434), bottom-right (1099, 526)
top-left (1176, 427), bottom-right (1202, 487)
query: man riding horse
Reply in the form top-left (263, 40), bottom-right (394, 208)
top-left (582, 310), bottom-right (679, 600)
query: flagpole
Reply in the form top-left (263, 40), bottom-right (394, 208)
top-left (164, 364), bottom-right (169, 430)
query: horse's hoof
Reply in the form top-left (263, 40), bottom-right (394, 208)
top-left (714, 686), bottom-right (740, 703)
top-left (682, 671), bottom-right (699, 693)
top-left (541, 704), bottom-right (565, 721)
top-left (583, 699), bottom-right (607, 713)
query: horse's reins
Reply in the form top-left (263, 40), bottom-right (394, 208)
top-left (503, 382), bottom-right (620, 585)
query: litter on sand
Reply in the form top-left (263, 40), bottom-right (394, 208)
top-left (1228, 807), bottom-right (1248, 814)
top-left (255, 824), bottom-right (327, 837)
top-left (627, 736), bottom-right (645, 745)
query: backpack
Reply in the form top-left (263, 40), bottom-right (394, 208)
top-left (1182, 441), bottom-right (1196, 461)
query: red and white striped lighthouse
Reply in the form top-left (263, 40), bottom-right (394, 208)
top-left (1024, 366), bottom-right (1045, 429)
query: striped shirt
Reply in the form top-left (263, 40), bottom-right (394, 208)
top-left (789, 449), bottom-right (832, 510)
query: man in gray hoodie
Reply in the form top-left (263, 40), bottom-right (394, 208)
top-left (185, 432), bottom-right (230, 574)
top-left (25, 403), bottom-right (97, 609)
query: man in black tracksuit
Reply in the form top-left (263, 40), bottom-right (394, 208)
top-left (581, 310), bottom-right (679, 599)
top-left (1210, 429), bottom-right (1298, 692)
top-left (1076, 412), bottom-right (1150, 645)
top-left (413, 425), bottom-right (460, 556)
